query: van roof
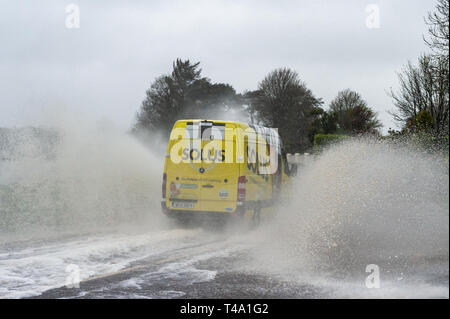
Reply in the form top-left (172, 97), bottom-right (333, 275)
top-left (175, 119), bottom-right (243, 123)
top-left (173, 119), bottom-right (282, 151)
top-left (175, 119), bottom-right (257, 127)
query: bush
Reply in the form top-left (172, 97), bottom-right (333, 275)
top-left (406, 110), bottom-right (434, 133)
top-left (313, 134), bottom-right (349, 152)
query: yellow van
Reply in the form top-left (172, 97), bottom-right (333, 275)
top-left (161, 119), bottom-right (297, 225)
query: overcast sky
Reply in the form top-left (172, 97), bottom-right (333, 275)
top-left (0, 0), bottom-right (437, 133)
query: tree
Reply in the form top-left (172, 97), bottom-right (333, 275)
top-left (329, 89), bottom-right (382, 135)
top-left (186, 80), bottom-right (247, 120)
top-left (389, 54), bottom-right (449, 135)
top-left (320, 111), bottom-right (339, 134)
top-left (424, 0), bottom-right (449, 59)
top-left (134, 59), bottom-right (203, 135)
top-left (133, 59), bottom-right (247, 137)
top-left (248, 68), bottom-right (323, 153)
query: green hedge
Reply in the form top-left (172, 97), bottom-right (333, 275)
top-left (313, 134), bottom-right (349, 152)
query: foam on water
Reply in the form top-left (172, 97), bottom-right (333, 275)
top-left (0, 228), bottom-right (203, 298)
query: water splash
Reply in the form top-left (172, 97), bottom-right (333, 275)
top-left (249, 138), bottom-right (449, 297)
top-left (0, 121), bottom-right (166, 243)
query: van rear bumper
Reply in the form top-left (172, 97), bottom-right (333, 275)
top-left (167, 209), bottom-right (235, 218)
top-left (165, 210), bottom-right (247, 225)
top-left (161, 200), bottom-right (245, 220)
top-left (162, 198), bottom-right (241, 213)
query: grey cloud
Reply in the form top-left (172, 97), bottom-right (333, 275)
top-left (0, 0), bottom-right (436, 132)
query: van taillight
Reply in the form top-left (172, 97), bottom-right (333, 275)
top-left (237, 176), bottom-right (246, 202)
top-left (162, 173), bottom-right (167, 199)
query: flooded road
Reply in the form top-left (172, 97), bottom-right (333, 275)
top-left (0, 224), bottom-right (446, 299)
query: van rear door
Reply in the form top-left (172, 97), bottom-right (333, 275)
top-left (166, 161), bottom-right (203, 211)
top-left (198, 122), bottom-right (239, 213)
top-left (165, 123), bottom-right (203, 211)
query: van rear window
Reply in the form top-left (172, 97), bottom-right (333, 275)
top-left (186, 122), bottom-right (225, 140)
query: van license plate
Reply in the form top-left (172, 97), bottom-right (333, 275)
top-left (171, 201), bottom-right (194, 209)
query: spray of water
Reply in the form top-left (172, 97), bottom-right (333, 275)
top-left (1, 114), bottom-right (448, 297)
top-left (0, 119), bottom-right (166, 243)
top-left (245, 138), bottom-right (448, 297)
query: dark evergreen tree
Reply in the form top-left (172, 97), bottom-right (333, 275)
top-left (133, 59), bottom-right (247, 137)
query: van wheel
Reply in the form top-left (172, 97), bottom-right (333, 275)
top-left (251, 207), bottom-right (261, 227)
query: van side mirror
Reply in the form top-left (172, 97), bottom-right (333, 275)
top-left (289, 163), bottom-right (298, 177)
